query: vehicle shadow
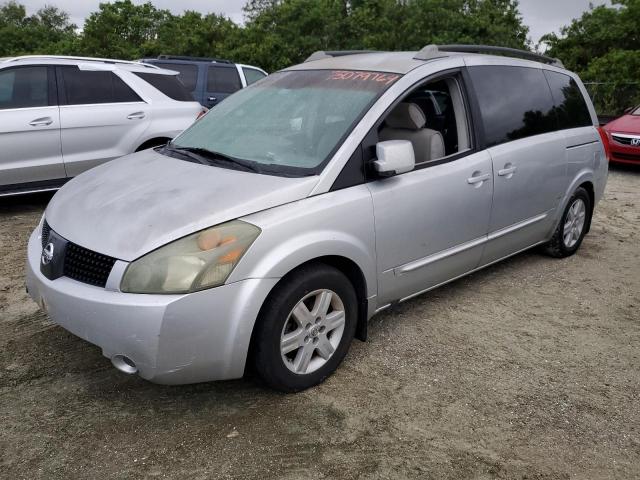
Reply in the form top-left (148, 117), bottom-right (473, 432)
top-left (0, 191), bottom-right (53, 213)
top-left (609, 162), bottom-right (640, 175)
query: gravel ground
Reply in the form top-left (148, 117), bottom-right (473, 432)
top-left (0, 166), bottom-right (638, 480)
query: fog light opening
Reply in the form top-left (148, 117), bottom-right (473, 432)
top-left (111, 355), bottom-right (138, 375)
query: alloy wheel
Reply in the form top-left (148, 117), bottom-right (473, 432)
top-left (280, 289), bottom-right (346, 375)
top-left (563, 198), bottom-right (586, 248)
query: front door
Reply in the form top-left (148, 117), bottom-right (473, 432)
top-left (0, 65), bottom-right (65, 189)
top-left (368, 151), bottom-right (494, 305)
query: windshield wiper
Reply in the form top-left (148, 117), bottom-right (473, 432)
top-left (162, 145), bottom-right (210, 166)
top-left (164, 145), bottom-right (261, 173)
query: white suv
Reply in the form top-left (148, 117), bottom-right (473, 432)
top-left (0, 56), bottom-right (204, 196)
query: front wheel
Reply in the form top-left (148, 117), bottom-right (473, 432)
top-left (543, 186), bottom-right (591, 258)
top-left (252, 264), bottom-right (357, 392)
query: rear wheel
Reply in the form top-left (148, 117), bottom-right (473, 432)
top-left (543, 186), bottom-right (591, 258)
top-left (252, 264), bottom-right (357, 392)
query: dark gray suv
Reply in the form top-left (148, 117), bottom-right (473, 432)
top-left (141, 55), bottom-right (267, 108)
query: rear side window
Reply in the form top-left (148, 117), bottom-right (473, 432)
top-left (152, 62), bottom-right (198, 91)
top-left (544, 71), bottom-right (593, 129)
top-left (133, 72), bottom-right (194, 101)
top-left (0, 66), bottom-right (49, 109)
top-left (207, 66), bottom-right (241, 93)
top-left (61, 67), bottom-right (141, 105)
top-left (242, 67), bottom-right (266, 86)
top-left (468, 65), bottom-right (556, 147)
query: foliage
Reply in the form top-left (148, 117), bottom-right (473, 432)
top-left (0, 1), bottom-right (76, 56)
top-left (153, 11), bottom-right (240, 58)
top-left (76, 1), bottom-right (240, 60)
top-left (543, 0), bottom-right (640, 115)
top-left (233, 0), bottom-right (529, 71)
top-left (583, 49), bottom-right (640, 116)
top-left (2, 0), bottom-right (636, 115)
top-left (0, 0), bottom-right (528, 70)
top-left (76, 1), bottom-right (173, 58)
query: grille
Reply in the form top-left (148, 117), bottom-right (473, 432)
top-left (41, 220), bottom-right (51, 248)
top-left (611, 134), bottom-right (640, 146)
top-left (63, 242), bottom-right (116, 288)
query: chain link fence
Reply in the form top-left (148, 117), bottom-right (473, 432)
top-left (584, 82), bottom-right (640, 124)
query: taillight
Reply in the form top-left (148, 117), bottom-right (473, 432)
top-left (597, 127), bottom-right (611, 161)
top-left (196, 108), bottom-right (208, 121)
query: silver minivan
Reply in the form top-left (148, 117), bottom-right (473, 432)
top-left (26, 45), bottom-right (608, 391)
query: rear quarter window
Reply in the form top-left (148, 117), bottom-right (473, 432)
top-left (242, 67), bottom-right (266, 86)
top-left (151, 62), bottom-right (198, 91)
top-left (133, 72), bottom-right (194, 102)
top-left (544, 71), bottom-right (593, 129)
top-left (468, 65), bottom-right (557, 147)
top-left (207, 66), bottom-right (241, 93)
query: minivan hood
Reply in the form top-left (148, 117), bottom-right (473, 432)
top-left (46, 149), bottom-right (318, 261)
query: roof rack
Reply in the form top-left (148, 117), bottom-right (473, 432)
top-left (2, 55), bottom-right (160, 68)
top-left (414, 44), bottom-right (564, 68)
top-left (156, 54), bottom-right (232, 64)
top-left (304, 50), bottom-right (378, 63)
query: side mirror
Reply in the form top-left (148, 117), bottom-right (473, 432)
top-left (373, 140), bottom-right (415, 177)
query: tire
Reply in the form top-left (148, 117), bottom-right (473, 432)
top-left (543, 186), bottom-right (591, 258)
top-left (252, 264), bottom-right (357, 392)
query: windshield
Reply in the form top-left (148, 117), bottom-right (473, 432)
top-left (633, 105), bottom-right (640, 115)
top-left (171, 69), bottom-right (401, 176)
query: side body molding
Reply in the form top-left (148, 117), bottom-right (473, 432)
top-left (394, 212), bottom-right (548, 277)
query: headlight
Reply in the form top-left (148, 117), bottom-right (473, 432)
top-left (120, 220), bottom-right (260, 294)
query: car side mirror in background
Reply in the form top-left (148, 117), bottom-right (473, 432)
top-left (374, 140), bottom-right (415, 177)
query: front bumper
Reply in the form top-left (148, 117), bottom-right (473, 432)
top-left (26, 228), bottom-right (278, 384)
top-left (609, 145), bottom-right (640, 165)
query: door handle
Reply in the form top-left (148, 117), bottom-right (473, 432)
top-left (467, 172), bottom-right (490, 185)
top-left (29, 117), bottom-right (53, 127)
top-left (127, 112), bottom-right (145, 120)
top-left (498, 164), bottom-right (517, 177)
top-left (208, 96), bottom-right (217, 103)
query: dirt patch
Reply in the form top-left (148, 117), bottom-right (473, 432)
top-left (1, 168), bottom-right (639, 479)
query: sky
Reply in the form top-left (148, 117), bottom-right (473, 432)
top-left (19, 0), bottom-right (613, 45)
top-left (518, 0), bottom-right (612, 45)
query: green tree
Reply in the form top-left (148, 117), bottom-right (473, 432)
top-left (0, 0), bottom-right (531, 74)
top-left (232, 0), bottom-right (353, 71)
top-left (0, 1), bottom-right (76, 56)
top-left (400, 0), bottom-right (528, 50)
top-left (583, 49), bottom-right (640, 115)
top-left (543, 0), bottom-right (640, 114)
top-left (76, 0), bottom-right (173, 59)
top-left (153, 11), bottom-right (240, 58)
top-left (233, 0), bottom-right (529, 72)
